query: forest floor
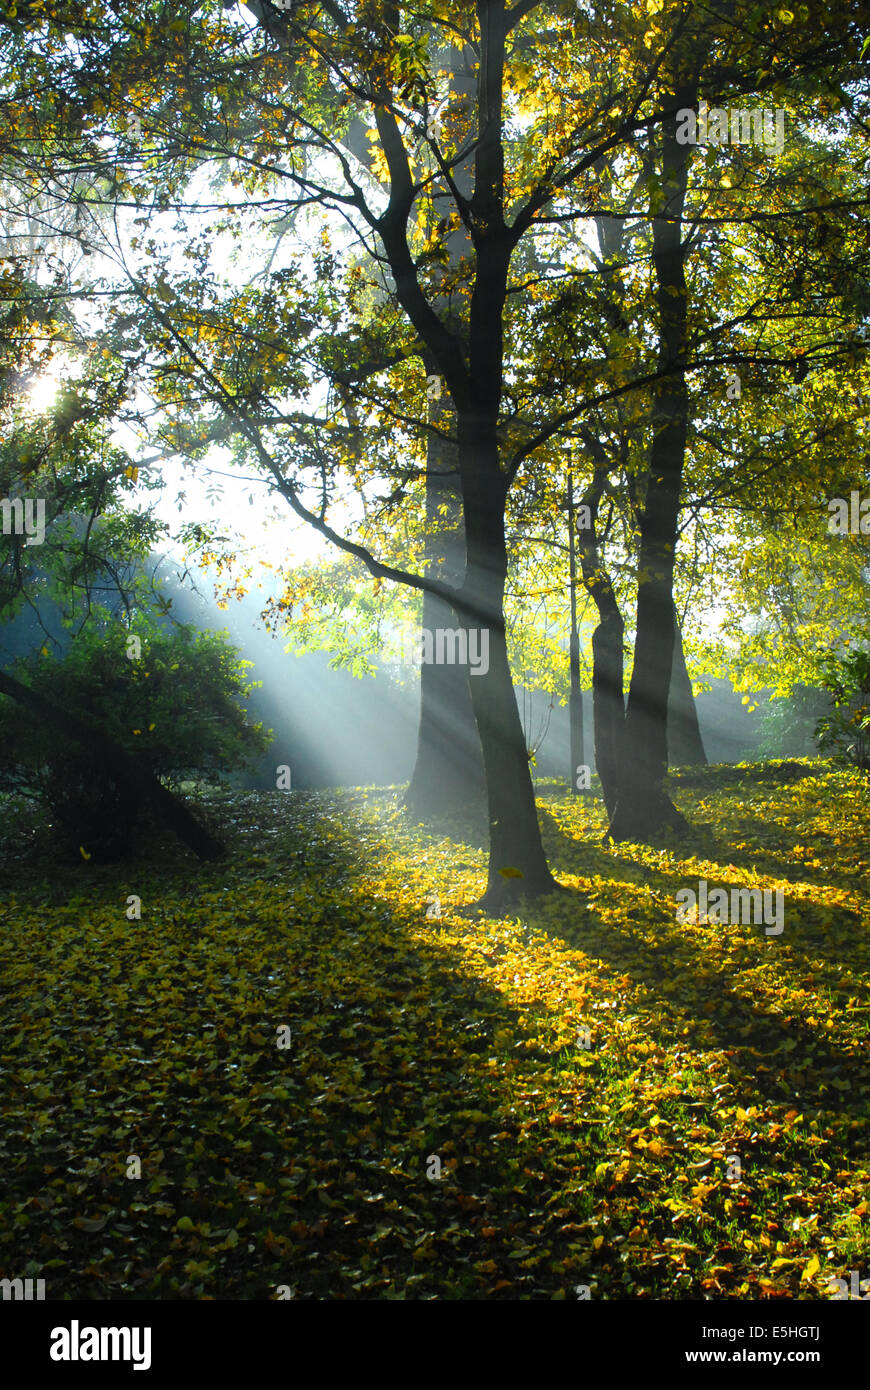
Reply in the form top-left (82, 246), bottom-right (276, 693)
top-left (1, 760), bottom-right (868, 1300)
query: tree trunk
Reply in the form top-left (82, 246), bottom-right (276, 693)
top-left (575, 544), bottom-right (622, 822)
top-left (405, 592), bottom-right (486, 819)
top-left (590, 598), bottom-right (625, 819)
top-left (405, 389), bottom-right (485, 820)
top-left (0, 668), bottom-right (225, 860)
top-left (374, 12), bottom-right (558, 907)
top-left (607, 90), bottom-right (696, 842)
top-left (405, 50), bottom-right (486, 821)
top-left (458, 415), bottom-right (560, 909)
top-left (575, 472), bottom-right (625, 819)
top-left (667, 601), bottom-right (707, 766)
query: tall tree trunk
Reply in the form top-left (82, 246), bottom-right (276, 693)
top-left (590, 595), bottom-right (625, 820)
top-left (667, 601), bottom-right (707, 766)
top-left (405, 47), bottom-right (486, 821)
top-left (458, 414), bottom-right (559, 908)
top-left (375, 8), bottom-right (558, 906)
top-left (0, 668), bottom-right (224, 859)
top-left (576, 467), bottom-right (625, 819)
top-left (405, 381), bottom-right (485, 820)
top-left (607, 88), bottom-right (696, 842)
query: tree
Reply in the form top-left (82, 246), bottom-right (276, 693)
top-left (0, 241), bottom-right (226, 859)
top-left (814, 644), bottom-right (870, 771)
top-left (4, 0), bottom-right (868, 890)
top-left (0, 625), bottom-right (269, 858)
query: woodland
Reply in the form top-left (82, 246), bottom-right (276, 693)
top-left (0, 0), bottom-right (869, 1303)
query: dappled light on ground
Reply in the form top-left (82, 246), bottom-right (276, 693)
top-left (0, 763), bottom-right (867, 1299)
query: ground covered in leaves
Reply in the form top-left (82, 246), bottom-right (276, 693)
top-left (0, 760), bottom-right (868, 1300)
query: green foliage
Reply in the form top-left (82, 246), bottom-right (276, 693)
top-left (0, 624), bottom-right (270, 855)
top-left (814, 647), bottom-right (870, 771)
top-left (754, 685), bottom-right (831, 759)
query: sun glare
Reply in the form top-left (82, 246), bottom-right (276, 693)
top-left (26, 360), bottom-right (65, 415)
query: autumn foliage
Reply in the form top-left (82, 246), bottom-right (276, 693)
top-left (1, 766), bottom-right (867, 1298)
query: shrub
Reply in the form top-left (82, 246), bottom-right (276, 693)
top-left (0, 625), bottom-right (271, 857)
top-left (813, 647), bottom-right (870, 772)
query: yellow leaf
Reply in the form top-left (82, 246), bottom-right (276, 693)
top-left (498, 866), bottom-right (524, 879)
top-left (801, 1255), bottom-right (820, 1282)
top-left (73, 1214), bottom-right (109, 1232)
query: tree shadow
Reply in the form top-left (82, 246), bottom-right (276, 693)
top-left (530, 807), bottom-right (870, 1125)
top-left (536, 799), bottom-right (869, 988)
top-left (0, 790), bottom-right (610, 1300)
top-left (4, 786), bottom-right (865, 1303)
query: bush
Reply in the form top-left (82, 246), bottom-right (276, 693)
top-left (0, 625), bottom-right (271, 857)
top-left (754, 685), bottom-right (831, 759)
top-left (813, 647), bottom-right (870, 771)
